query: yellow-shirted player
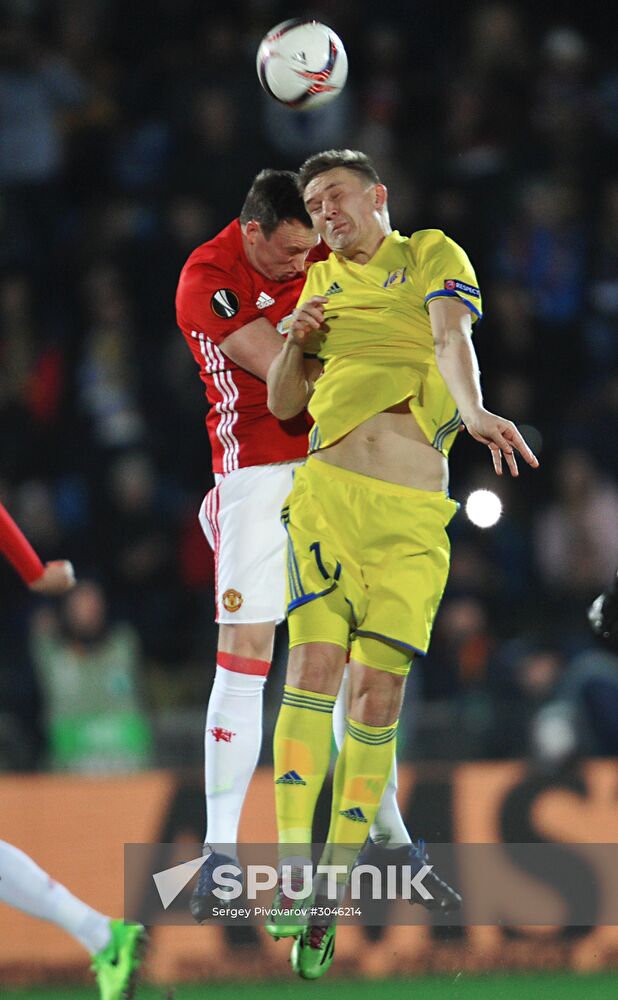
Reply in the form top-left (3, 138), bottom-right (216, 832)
top-left (285, 227), bottom-right (482, 660)
top-left (265, 150), bottom-right (539, 980)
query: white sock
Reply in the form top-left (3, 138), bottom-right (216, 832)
top-left (0, 840), bottom-right (112, 954)
top-left (204, 663), bottom-right (268, 851)
top-left (334, 667), bottom-right (411, 847)
top-left (332, 666), bottom-right (348, 753)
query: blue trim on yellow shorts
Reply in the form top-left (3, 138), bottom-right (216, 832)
top-left (282, 516), bottom-right (305, 602)
top-left (354, 628), bottom-right (427, 658)
top-left (287, 544), bottom-right (304, 602)
top-left (308, 541), bottom-right (342, 582)
top-left (309, 541), bottom-right (329, 580)
top-left (287, 585), bottom-right (337, 613)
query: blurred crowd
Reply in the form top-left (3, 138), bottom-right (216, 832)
top-left (1, 0), bottom-right (617, 772)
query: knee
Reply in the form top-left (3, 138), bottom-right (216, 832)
top-left (219, 623), bottom-right (275, 662)
top-left (348, 667), bottom-right (405, 726)
top-left (286, 643), bottom-right (346, 696)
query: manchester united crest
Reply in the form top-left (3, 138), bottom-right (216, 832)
top-left (222, 588), bottom-right (243, 613)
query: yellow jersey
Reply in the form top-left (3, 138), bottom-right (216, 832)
top-left (298, 229), bottom-right (482, 457)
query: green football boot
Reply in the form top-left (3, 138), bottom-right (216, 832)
top-left (265, 884), bottom-right (309, 940)
top-left (91, 919), bottom-right (147, 1000)
top-left (290, 924), bottom-right (336, 979)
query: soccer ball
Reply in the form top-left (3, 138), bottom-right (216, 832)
top-left (256, 19), bottom-right (348, 111)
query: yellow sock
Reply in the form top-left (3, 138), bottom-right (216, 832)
top-left (273, 685), bottom-right (336, 847)
top-left (320, 717), bottom-right (398, 877)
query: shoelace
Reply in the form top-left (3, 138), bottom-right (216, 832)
top-left (409, 840), bottom-right (460, 904)
top-left (195, 864), bottom-right (212, 891)
top-left (278, 888), bottom-right (305, 909)
top-left (410, 838), bottom-right (428, 866)
top-left (196, 856), bottom-right (241, 895)
top-left (278, 867), bottom-right (308, 908)
top-left (307, 925), bottom-right (329, 950)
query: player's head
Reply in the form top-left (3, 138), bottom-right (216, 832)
top-left (298, 150), bottom-right (389, 254)
top-left (240, 169), bottom-right (319, 281)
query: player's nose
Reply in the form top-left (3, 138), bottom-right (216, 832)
top-left (291, 251), bottom-right (308, 270)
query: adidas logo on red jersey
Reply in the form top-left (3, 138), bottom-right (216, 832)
top-left (256, 291), bottom-right (276, 309)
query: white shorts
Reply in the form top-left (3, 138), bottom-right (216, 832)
top-left (199, 462), bottom-right (303, 625)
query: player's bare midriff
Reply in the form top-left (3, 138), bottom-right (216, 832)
top-left (313, 398), bottom-right (450, 492)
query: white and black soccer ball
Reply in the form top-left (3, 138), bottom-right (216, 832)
top-left (256, 19), bottom-right (348, 111)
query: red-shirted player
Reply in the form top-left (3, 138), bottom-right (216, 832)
top-left (0, 501), bottom-right (146, 998)
top-left (176, 170), bottom-right (414, 921)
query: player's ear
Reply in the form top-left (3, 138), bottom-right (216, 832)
top-left (374, 184), bottom-right (388, 209)
top-left (244, 220), bottom-right (261, 244)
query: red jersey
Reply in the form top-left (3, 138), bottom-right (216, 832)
top-left (176, 219), bottom-right (317, 475)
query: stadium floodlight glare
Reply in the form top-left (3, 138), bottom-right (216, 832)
top-left (465, 489), bottom-right (502, 528)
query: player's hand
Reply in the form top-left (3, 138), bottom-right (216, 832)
top-left (463, 408), bottom-right (539, 477)
top-left (588, 571), bottom-right (618, 650)
top-left (289, 296), bottom-right (329, 350)
top-left (30, 560), bottom-right (76, 595)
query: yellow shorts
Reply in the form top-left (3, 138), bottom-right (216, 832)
top-left (282, 457), bottom-right (458, 671)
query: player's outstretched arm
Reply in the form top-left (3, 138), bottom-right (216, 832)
top-left (0, 501), bottom-right (45, 586)
top-left (0, 502), bottom-right (76, 594)
top-left (428, 297), bottom-right (539, 477)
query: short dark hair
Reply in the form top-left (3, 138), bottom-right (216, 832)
top-left (298, 150), bottom-right (381, 192)
top-left (240, 169), bottom-right (312, 236)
